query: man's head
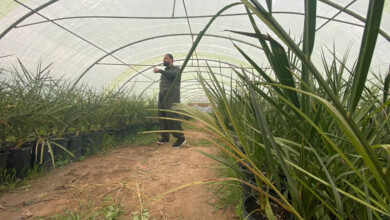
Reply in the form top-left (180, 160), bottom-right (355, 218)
top-left (163, 54), bottom-right (173, 66)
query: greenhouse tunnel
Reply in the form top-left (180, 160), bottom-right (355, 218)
top-left (1, 0), bottom-right (389, 103)
top-left (1, 0), bottom-right (390, 219)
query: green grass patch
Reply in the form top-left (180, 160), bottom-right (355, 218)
top-left (131, 208), bottom-right (150, 220)
top-left (125, 133), bottom-right (156, 146)
top-left (34, 196), bottom-right (123, 220)
top-left (0, 165), bottom-right (43, 192)
top-left (193, 139), bottom-right (212, 147)
top-left (182, 121), bottom-right (204, 132)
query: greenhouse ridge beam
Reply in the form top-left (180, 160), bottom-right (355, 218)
top-left (0, 0), bottom-right (59, 40)
top-left (14, 12), bottom-right (365, 29)
top-left (72, 33), bottom-right (264, 88)
top-left (12, 0), bottom-right (153, 83)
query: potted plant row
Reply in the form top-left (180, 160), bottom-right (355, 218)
top-left (0, 60), bottom-right (157, 182)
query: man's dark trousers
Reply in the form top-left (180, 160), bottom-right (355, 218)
top-left (158, 89), bottom-right (184, 139)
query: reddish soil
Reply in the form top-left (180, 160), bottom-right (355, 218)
top-left (0, 126), bottom-right (238, 219)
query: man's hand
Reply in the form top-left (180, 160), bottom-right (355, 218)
top-left (153, 67), bottom-right (160, 73)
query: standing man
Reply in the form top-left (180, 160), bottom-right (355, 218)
top-left (153, 54), bottom-right (186, 148)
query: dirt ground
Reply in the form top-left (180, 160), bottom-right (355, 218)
top-left (0, 124), bottom-right (238, 219)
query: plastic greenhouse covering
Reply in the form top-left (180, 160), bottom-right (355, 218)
top-left (0, 0), bottom-right (389, 103)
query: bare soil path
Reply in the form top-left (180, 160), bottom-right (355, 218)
top-left (0, 123), bottom-right (238, 219)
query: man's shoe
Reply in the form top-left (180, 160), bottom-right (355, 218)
top-left (157, 138), bottom-right (169, 145)
top-left (172, 138), bottom-right (186, 149)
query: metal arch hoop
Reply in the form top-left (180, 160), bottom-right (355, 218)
top-left (0, 0), bottom-right (59, 40)
top-left (71, 33), bottom-right (263, 88)
top-left (131, 58), bottom-right (258, 98)
top-left (131, 69), bottom-right (238, 102)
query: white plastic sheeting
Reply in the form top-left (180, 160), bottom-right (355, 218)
top-left (0, 0), bottom-right (389, 103)
top-left (192, 104), bottom-right (213, 113)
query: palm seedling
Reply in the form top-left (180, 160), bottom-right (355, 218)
top-left (158, 0), bottom-right (389, 218)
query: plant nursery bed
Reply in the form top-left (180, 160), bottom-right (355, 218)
top-left (0, 126), bottom-right (238, 219)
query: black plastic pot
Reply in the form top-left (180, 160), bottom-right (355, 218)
top-left (81, 130), bottom-right (104, 155)
top-left (81, 133), bottom-right (91, 156)
top-left (6, 143), bottom-right (33, 178)
top-left (118, 126), bottom-right (129, 138)
top-left (113, 127), bottom-right (130, 141)
top-left (239, 162), bottom-right (255, 181)
top-left (381, 214), bottom-right (390, 220)
top-left (243, 195), bottom-right (264, 220)
top-left (0, 151), bottom-right (7, 169)
top-left (243, 195), bottom-right (293, 220)
top-left (81, 132), bottom-right (95, 156)
top-left (52, 138), bottom-right (70, 159)
top-left (67, 136), bottom-right (82, 161)
top-left (242, 178), bottom-right (290, 200)
top-left (111, 128), bottom-right (122, 140)
top-left (0, 150), bottom-right (9, 184)
top-left (121, 125), bottom-right (140, 138)
top-left (263, 185), bottom-right (291, 203)
top-left (32, 142), bottom-right (54, 172)
top-left (128, 124), bottom-right (139, 135)
top-left (105, 128), bottom-right (114, 136)
top-left (266, 174), bottom-right (291, 202)
top-left (91, 130), bottom-right (104, 151)
top-left (242, 177), bottom-right (257, 199)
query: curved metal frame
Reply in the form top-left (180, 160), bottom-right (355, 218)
top-left (2, 1), bottom-right (388, 44)
top-left (0, 0), bottom-right (59, 40)
top-left (71, 33), bottom-right (263, 88)
top-left (147, 76), bottom-right (238, 103)
top-left (118, 58), bottom-right (242, 92)
top-left (133, 58), bottom-right (256, 98)
top-left (1, 0), bottom-right (387, 102)
top-left (16, 12), bottom-right (366, 29)
top-left (141, 78), bottom-right (235, 102)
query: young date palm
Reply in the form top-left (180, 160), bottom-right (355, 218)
top-left (159, 0), bottom-right (389, 218)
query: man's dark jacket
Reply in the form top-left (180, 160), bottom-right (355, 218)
top-left (158, 65), bottom-right (181, 92)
